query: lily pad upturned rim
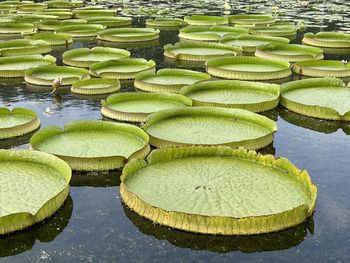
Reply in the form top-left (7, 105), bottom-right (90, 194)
top-left (72, 8), bottom-right (117, 18)
top-left (178, 25), bottom-right (248, 42)
top-left (0, 149), bottom-right (71, 235)
top-left (101, 92), bottom-right (193, 122)
top-left (302, 32), bottom-right (350, 48)
top-left (206, 56), bottom-right (292, 80)
top-left (120, 145), bottom-right (317, 235)
top-left (25, 32), bottom-right (73, 46)
top-left (24, 65), bottom-right (90, 86)
top-left (255, 43), bottom-right (324, 62)
top-left (183, 15), bottom-right (229, 26)
top-left (164, 42), bottom-right (242, 62)
top-left (55, 24), bottom-right (105, 37)
top-left (146, 18), bottom-right (186, 28)
top-left (293, 60), bottom-right (350, 77)
top-left (89, 58), bottom-right (156, 80)
top-left (179, 79), bottom-right (280, 112)
top-left (30, 120), bottom-right (150, 171)
top-left (142, 106), bottom-right (277, 149)
top-left (250, 25), bottom-right (297, 37)
top-left (97, 28), bottom-right (160, 43)
top-left (0, 107), bottom-right (40, 139)
top-left (86, 16), bottom-right (132, 27)
top-left (228, 14), bottom-right (275, 25)
top-left (280, 78), bottom-right (350, 120)
top-left (71, 78), bottom-right (120, 95)
top-left (0, 39), bottom-right (52, 56)
top-left (0, 54), bottom-right (56, 78)
top-left (134, 68), bottom-right (211, 93)
top-left (0, 22), bottom-right (35, 34)
top-left (35, 18), bottom-right (87, 31)
top-left (62, 46), bottom-right (130, 68)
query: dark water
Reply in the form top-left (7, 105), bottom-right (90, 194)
top-left (1, 4), bottom-right (350, 263)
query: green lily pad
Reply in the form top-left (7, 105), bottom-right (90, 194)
top-left (120, 146), bottom-right (316, 235)
top-left (179, 25), bottom-right (248, 42)
top-left (73, 8), bottom-right (117, 18)
top-left (97, 28), bottom-right (160, 42)
top-left (302, 32), bottom-right (350, 48)
top-left (89, 58), bottom-right (156, 80)
top-left (146, 18), bottom-right (186, 28)
top-left (30, 120), bottom-right (150, 171)
top-left (293, 60), bottom-right (350, 77)
top-left (46, 0), bottom-right (83, 9)
top-left (25, 65), bottom-right (90, 86)
top-left (0, 54), bottom-right (56, 77)
top-left (56, 24), bottom-right (104, 37)
top-left (71, 78), bottom-right (120, 95)
top-left (250, 25), bottom-right (297, 38)
top-left (37, 10), bottom-right (73, 20)
top-left (101, 92), bottom-right (192, 122)
top-left (184, 15), bottom-right (228, 26)
top-left (0, 149), bottom-right (71, 234)
top-left (228, 14), bottom-right (275, 25)
top-left (281, 78), bottom-right (350, 120)
top-left (0, 107), bottom-right (40, 139)
top-left (255, 43), bottom-right (324, 62)
top-left (206, 56), bottom-right (291, 80)
top-left (36, 19), bottom-right (87, 31)
top-left (164, 42), bottom-right (241, 61)
top-left (63, 47), bottom-right (130, 68)
top-left (142, 107), bottom-right (277, 149)
top-left (0, 39), bottom-right (51, 57)
top-left (134, 68), bottom-right (211, 93)
top-left (25, 32), bottom-right (73, 46)
top-left (180, 80), bottom-right (280, 112)
top-left (86, 17), bottom-right (132, 28)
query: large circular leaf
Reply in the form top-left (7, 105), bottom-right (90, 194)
top-left (293, 60), bottom-right (350, 77)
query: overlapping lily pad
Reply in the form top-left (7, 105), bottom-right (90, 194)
top-left (179, 26), bottom-right (248, 42)
top-left (0, 107), bottom-right (40, 139)
top-left (25, 65), bottom-right (90, 86)
top-left (293, 60), bottom-right (350, 78)
top-left (221, 34), bottom-right (290, 52)
top-left (180, 80), bottom-right (280, 112)
top-left (0, 54), bottom-right (56, 78)
top-left (0, 22), bottom-right (35, 34)
top-left (255, 44), bottom-right (324, 62)
top-left (206, 56), bottom-right (291, 80)
top-left (30, 120), bottom-right (150, 171)
top-left (71, 78), bottom-right (120, 95)
top-left (89, 58), bottom-right (156, 80)
top-left (56, 24), bottom-right (104, 37)
top-left (0, 39), bottom-right (51, 57)
top-left (86, 17), bottom-right (132, 28)
top-left (142, 107), bottom-right (277, 149)
top-left (0, 149), bottom-right (71, 234)
top-left (280, 78), bottom-right (350, 120)
top-left (134, 68), bottom-right (211, 93)
top-left (25, 33), bottom-right (73, 46)
top-left (164, 42), bottom-right (241, 61)
top-left (228, 14), bottom-right (275, 26)
top-left (146, 18), bottom-right (186, 28)
top-left (120, 146), bottom-right (316, 235)
top-left (101, 92), bottom-right (192, 122)
top-left (36, 19), bottom-right (87, 31)
top-left (184, 15), bottom-right (228, 26)
top-left (302, 32), bottom-right (350, 48)
top-left (97, 28), bottom-right (160, 42)
top-left (63, 47), bottom-right (130, 68)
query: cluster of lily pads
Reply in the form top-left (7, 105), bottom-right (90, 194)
top-left (5, 0), bottom-right (350, 237)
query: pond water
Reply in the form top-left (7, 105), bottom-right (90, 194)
top-left (1, 1), bottom-right (350, 262)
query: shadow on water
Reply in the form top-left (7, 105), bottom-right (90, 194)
top-left (70, 170), bottom-right (121, 187)
top-left (0, 196), bottom-right (73, 257)
top-left (0, 129), bottom-right (39, 149)
top-left (123, 204), bottom-right (314, 253)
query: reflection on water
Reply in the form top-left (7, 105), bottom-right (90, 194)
top-left (0, 196), bottom-right (73, 257)
top-left (70, 170), bottom-right (121, 187)
top-left (0, 129), bottom-right (39, 149)
top-left (123, 204), bottom-right (314, 253)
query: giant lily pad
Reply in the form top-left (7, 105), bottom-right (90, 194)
top-left (25, 65), bottom-right (90, 86)
top-left (25, 32), bottom-right (73, 46)
top-left (71, 78), bottom-right (120, 95)
top-left (56, 24), bottom-right (104, 37)
top-left (184, 15), bottom-right (228, 26)
top-left (221, 34), bottom-right (290, 52)
top-left (142, 107), bottom-right (277, 149)
top-left (63, 47), bottom-right (130, 68)
top-left (30, 120), bottom-right (150, 171)
top-left (228, 14), bottom-right (275, 26)
top-left (97, 28), bottom-right (160, 42)
top-left (46, 0), bottom-right (83, 9)
top-left (120, 146), bottom-right (317, 235)
top-left (293, 60), bottom-right (350, 78)
top-left (0, 149), bottom-right (71, 234)
top-left (134, 68), bottom-right (211, 93)
top-left (255, 44), bottom-right (323, 62)
top-left (89, 58), bottom-right (156, 80)
top-left (0, 54), bottom-right (56, 78)
top-left (302, 32), bottom-right (350, 48)
top-left (280, 78), bottom-right (350, 121)
top-left (0, 39), bottom-right (51, 57)
top-left (164, 42), bottom-right (241, 61)
top-left (206, 56), bottom-right (291, 80)
top-left (86, 17), bottom-right (132, 28)
top-left (180, 80), bottom-right (280, 112)
top-left (36, 19), bottom-right (87, 31)
top-left (101, 92), bottom-right (192, 122)
top-left (72, 8), bottom-right (117, 18)
top-left (146, 18), bottom-right (186, 28)
top-left (179, 26), bottom-right (248, 42)
top-left (250, 25), bottom-right (297, 38)
top-left (0, 107), bottom-right (40, 139)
